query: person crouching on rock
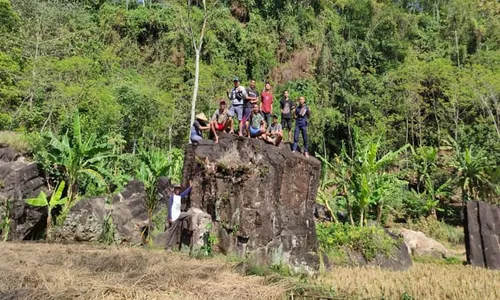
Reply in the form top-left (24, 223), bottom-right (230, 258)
top-left (165, 181), bottom-right (193, 251)
top-left (246, 103), bottom-right (266, 139)
top-left (263, 114), bottom-right (283, 146)
top-left (190, 113), bottom-right (210, 143)
top-left (210, 100), bottom-right (232, 144)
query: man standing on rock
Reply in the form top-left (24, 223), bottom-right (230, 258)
top-left (279, 90), bottom-right (294, 143)
top-left (227, 77), bottom-right (247, 136)
top-left (260, 82), bottom-right (273, 127)
top-left (165, 181), bottom-right (193, 251)
top-left (292, 96), bottom-right (311, 158)
top-left (242, 79), bottom-right (259, 135)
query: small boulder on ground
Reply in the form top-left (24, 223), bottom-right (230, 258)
top-left (399, 228), bottom-right (450, 258)
top-left (57, 180), bottom-right (149, 244)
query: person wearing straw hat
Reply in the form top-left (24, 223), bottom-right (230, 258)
top-left (165, 181), bottom-right (193, 251)
top-left (210, 99), bottom-right (232, 143)
top-left (190, 112), bottom-right (210, 143)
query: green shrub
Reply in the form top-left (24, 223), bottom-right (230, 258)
top-left (316, 223), bottom-right (399, 261)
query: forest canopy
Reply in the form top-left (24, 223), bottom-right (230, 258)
top-left (0, 0), bottom-right (499, 222)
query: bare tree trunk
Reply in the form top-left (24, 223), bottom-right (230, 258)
top-left (189, 48), bottom-right (201, 143)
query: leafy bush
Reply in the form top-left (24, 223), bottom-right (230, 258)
top-left (0, 131), bottom-right (28, 152)
top-left (316, 223), bottom-right (399, 261)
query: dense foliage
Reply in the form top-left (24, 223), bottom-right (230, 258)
top-left (0, 1), bottom-right (498, 227)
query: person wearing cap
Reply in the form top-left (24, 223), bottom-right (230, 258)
top-left (227, 76), bottom-right (247, 136)
top-left (210, 99), bottom-right (232, 143)
top-left (246, 103), bottom-right (266, 138)
top-left (263, 114), bottom-right (283, 146)
top-left (190, 112), bottom-right (210, 143)
top-left (242, 79), bottom-right (259, 135)
top-left (292, 96), bottom-right (311, 158)
top-left (165, 181), bottom-right (193, 251)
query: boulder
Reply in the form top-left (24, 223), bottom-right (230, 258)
top-left (0, 147), bottom-right (47, 240)
top-left (399, 228), bottom-right (450, 258)
top-left (465, 201), bottom-right (500, 269)
top-left (181, 133), bottom-right (321, 270)
top-left (57, 180), bottom-right (149, 244)
top-left (345, 230), bottom-right (413, 271)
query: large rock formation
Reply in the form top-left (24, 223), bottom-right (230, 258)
top-left (465, 201), bottom-right (500, 269)
top-left (399, 228), bottom-right (451, 258)
top-left (181, 133), bottom-right (321, 271)
top-left (57, 180), bottom-right (149, 244)
top-left (0, 146), bottom-right (47, 240)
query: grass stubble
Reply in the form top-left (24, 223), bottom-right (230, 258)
top-left (1, 242), bottom-right (499, 300)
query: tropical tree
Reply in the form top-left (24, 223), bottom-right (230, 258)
top-left (135, 148), bottom-right (185, 240)
top-left (451, 146), bottom-right (498, 203)
top-left (26, 181), bottom-right (68, 240)
top-left (349, 138), bottom-right (409, 226)
top-left (46, 111), bottom-right (110, 209)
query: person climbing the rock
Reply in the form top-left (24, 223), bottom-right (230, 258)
top-left (279, 90), bottom-right (294, 143)
top-left (246, 103), bottom-right (266, 138)
top-left (190, 113), bottom-right (210, 143)
top-left (242, 79), bottom-right (259, 135)
top-left (260, 82), bottom-right (273, 127)
top-left (210, 100), bottom-right (232, 143)
top-left (292, 96), bottom-right (311, 158)
top-left (227, 76), bottom-right (247, 136)
top-left (263, 114), bottom-right (283, 146)
top-left (165, 181), bottom-right (193, 252)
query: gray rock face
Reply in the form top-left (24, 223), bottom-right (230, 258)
top-left (181, 133), bottom-right (321, 269)
top-left (57, 180), bottom-right (149, 244)
top-left (0, 147), bottom-right (47, 240)
top-left (465, 201), bottom-right (500, 269)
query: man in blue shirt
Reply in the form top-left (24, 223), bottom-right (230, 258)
top-left (227, 77), bottom-right (247, 136)
top-left (165, 181), bottom-right (193, 251)
top-left (292, 96), bottom-right (311, 158)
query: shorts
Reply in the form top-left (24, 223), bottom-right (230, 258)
top-left (242, 107), bottom-right (253, 123)
top-left (281, 118), bottom-right (292, 130)
top-left (249, 126), bottom-right (262, 137)
top-left (191, 134), bottom-right (203, 142)
top-left (228, 105), bottom-right (243, 121)
top-left (215, 123), bottom-right (226, 131)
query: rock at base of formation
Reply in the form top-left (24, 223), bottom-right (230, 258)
top-left (399, 228), bottom-right (450, 258)
top-left (0, 146), bottom-right (47, 240)
top-left (181, 133), bottom-right (322, 272)
top-left (57, 180), bottom-right (149, 244)
top-left (465, 201), bottom-right (500, 270)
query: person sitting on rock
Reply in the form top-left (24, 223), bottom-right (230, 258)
top-left (210, 100), bottom-right (232, 143)
top-left (190, 113), bottom-right (210, 143)
top-left (165, 181), bottom-right (193, 251)
top-left (246, 103), bottom-right (266, 138)
top-left (263, 114), bottom-right (283, 146)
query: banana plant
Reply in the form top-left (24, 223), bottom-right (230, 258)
top-left (26, 181), bottom-right (68, 240)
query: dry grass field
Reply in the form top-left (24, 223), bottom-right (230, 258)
top-left (1, 242), bottom-right (499, 300)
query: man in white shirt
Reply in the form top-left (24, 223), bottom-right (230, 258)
top-left (165, 181), bottom-right (193, 251)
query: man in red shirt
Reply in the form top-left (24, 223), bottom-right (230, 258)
top-left (260, 82), bottom-right (273, 127)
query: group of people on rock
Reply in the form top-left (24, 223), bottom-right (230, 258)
top-left (191, 77), bottom-right (311, 158)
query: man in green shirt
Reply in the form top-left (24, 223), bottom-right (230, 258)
top-left (246, 103), bottom-right (266, 138)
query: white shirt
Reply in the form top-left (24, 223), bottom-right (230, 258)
top-left (171, 195), bottom-right (182, 221)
